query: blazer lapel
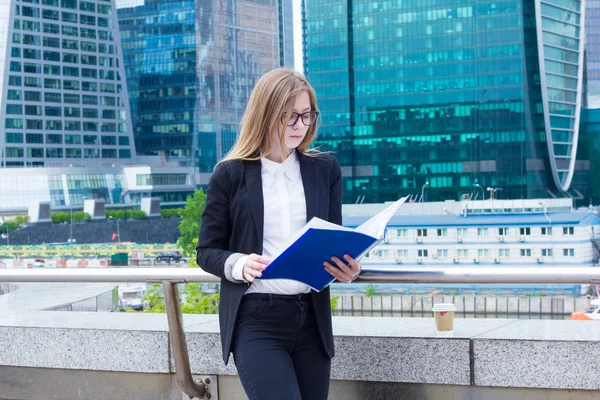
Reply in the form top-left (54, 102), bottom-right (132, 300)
top-left (244, 160), bottom-right (264, 250)
top-left (299, 153), bottom-right (319, 221)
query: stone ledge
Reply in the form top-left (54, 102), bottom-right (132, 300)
top-left (0, 312), bottom-right (598, 390)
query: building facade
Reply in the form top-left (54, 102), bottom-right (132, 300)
top-left (0, 0), bottom-right (137, 168)
top-left (304, 0), bottom-right (587, 203)
top-left (117, 0), bottom-right (289, 171)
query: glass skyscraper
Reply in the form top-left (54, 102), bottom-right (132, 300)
top-left (117, 0), bottom-right (289, 171)
top-left (304, 0), bottom-right (587, 203)
top-left (0, 0), bottom-right (137, 168)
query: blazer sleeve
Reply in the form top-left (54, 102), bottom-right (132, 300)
top-left (328, 156), bottom-right (343, 225)
top-left (196, 162), bottom-right (236, 280)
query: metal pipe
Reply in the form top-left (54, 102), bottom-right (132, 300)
top-left (1, 266), bottom-right (599, 284)
top-left (162, 281), bottom-right (207, 398)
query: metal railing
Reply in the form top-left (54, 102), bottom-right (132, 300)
top-left (2, 266), bottom-right (600, 399)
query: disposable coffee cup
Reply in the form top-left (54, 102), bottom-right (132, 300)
top-left (432, 303), bottom-right (456, 336)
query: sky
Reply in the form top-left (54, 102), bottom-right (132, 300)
top-left (292, 0), bottom-right (303, 73)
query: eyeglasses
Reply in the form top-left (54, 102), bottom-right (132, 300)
top-left (280, 111), bottom-right (319, 127)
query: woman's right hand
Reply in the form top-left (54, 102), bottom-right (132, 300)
top-left (243, 254), bottom-right (271, 283)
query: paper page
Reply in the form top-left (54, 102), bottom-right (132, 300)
top-left (354, 196), bottom-right (408, 239)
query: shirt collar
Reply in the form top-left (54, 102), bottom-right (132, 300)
top-left (261, 150), bottom-right (301, 185)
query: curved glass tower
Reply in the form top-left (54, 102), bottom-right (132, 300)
top-left (304, 0), bottom-right (588, 203)
top-left (535, 0), bottom-right (585, 191)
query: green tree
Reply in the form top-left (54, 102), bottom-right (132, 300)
top-left (178, 189), bottom-right (206, 256)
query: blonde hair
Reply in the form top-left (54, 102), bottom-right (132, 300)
top-left (222, 68), bottom-right (320, 163)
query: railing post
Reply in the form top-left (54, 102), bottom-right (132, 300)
top-left (162, 280), bottom-right (209, 399)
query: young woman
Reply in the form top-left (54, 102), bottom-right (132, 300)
top-left (196, 68), bottom-right (361, 400)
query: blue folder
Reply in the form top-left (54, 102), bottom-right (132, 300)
top-left (258, 228), bottom-right (380, 292)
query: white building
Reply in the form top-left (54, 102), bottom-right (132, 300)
top-left (344, 199), bottom-right (600, 269)
top-left (0, 0), bottom-right (136, 167)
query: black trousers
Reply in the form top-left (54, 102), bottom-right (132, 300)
top-left (232, 293), bottom-right (331, 400)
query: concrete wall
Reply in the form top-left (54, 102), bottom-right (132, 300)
top-left (0, 313), bottom-right (599, 400)
top-left (0, 217), bottom-right (181, 245)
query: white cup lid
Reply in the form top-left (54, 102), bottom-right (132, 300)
top-left (432, 303), bottom-right (456, 312)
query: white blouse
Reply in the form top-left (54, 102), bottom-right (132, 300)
top-left (232, 150), bottom-right (312, 294)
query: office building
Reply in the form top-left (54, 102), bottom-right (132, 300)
top-left (0, 0), bottom-right (137, 168)
top-left (304, 0), bottom-right (587, 203)
top-left (117, 0), bottom-right (289, 171)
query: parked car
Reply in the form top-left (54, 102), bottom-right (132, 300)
top-left (155, 251), bottom-right (182, 263)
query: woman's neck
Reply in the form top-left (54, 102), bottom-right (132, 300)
top-left (264, 147), bottom-right (292, 164)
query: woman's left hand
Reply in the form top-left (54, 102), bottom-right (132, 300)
top-left (324, 254), bottom-right (361, 283)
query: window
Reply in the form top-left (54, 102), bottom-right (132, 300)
top-left (45, 106), bottom-right (61, 117)
top-left (102, 149), bottom-right (117, 158)
top-left (44, 92), bottom-right (61, 103)
top-left (457, 249), bottom-right (468, 258)
top-left (44, 64), bottom-right (60, 75)
top-left (519, 227), bottom-right (531, 235)
top-left (63, 94), bottom-right (80, 104)
top-left (66, 148), bottom-right (82, 158)
top-left (5, 119), bottom-right (23, 129)
top-left (26, 119), bottom-right (43, 129)
top-left (46, 148), bottom-right (63, 158)
top-left (63, 80), bottom-right (80, 90)
top-left (62, 39), bottom-right (78, 50)
top-left (63, 66), bottom-right (79, 77)
top-left (25, 105), bottom-right (42, 116)
top-left (396, 249), bottom-right (408, 258)
top-left (43, 37), bottom-right (60, 48)
top-left (45, 120), bottom-right (61, 130)
top-left (83, 148), bottom-right (99, 158)
top-left (82, 108), bottom-right (97, 118)
top-left (541, 227), bottom-right (552, 236)
top-left (437, 249), bottom-right (448, 258)
top-left (24, 77), bottom-right (42, 87)
top-left (23, 34), bottom-right (41, 46)
top-left (23, 48), bottom-right (41, 59)
top-left (6, 104), bottom-right (23, 115)
top-left (541, 249), bottom-right (553, 257)
top-left (9, 76), bottom-right (22, 86)
top-left (477, 228), bottom-right (488, 237)
top-left (62, 53), bottom-right (78, 63)
top-left (118, 136), bottom-right (130, 146)
top-left (43, 51), bottom-right (60, 62)
top-left (437, 228), bottom-right (447, 237)
top-left (27, 148), bottom-right (44, 158)
top-left (396, 229), bottom-right (407, 238)
top-left (83, 135), bottom-right (97, 145)
top-left (417, 249), bottom-right (428, 258)
top-left (563, 248), bottom-right (574, 257)
top-left (520, 249), bottom-right (532, 257)
top-left (44, 23), bottom-right (59, 34)
top-left (7, 90), bottom-right (22, 100)
top-left (44, 78), bottom-right (60, 89)
top-left (80, 15), bottom-right (96, 26)
top-left (417, 229), bottom-right (427, 237)
top-left (101, 135), bottom-right (116, 145)
top-left (82, 95), bottom-right (98, 105)
top-left (80, 1), bottom-right (95, 12)
top-left (563, 227), bottom-right (574, 235)
top-left (61, 11), bottom-right (77, 23)
top-left (498, 228), bottom-right (509, 236)
top-left (61, 0), bottom-right (77, 9)
top-left (81, 42), bottom-right (96, 52)
top-left (499, 249), bottom-right (510, 257)
top-left (26, 133), bottom-right (43, 144)
top-left (61, 25), bottom-right (77, 36)
top-left (478, 249), bottom-right (489, 257)
top-left (64, 107), bottom-right (80, 118)
top-left (80, 28), bottom-right (96, 39)
top-left (42, 9), bottom-right (59, 20)
top-left (24, 62), bottom-right (42, 73)
top-left (457, 228), bottom-right (468, 236)
top-left (375, 249), bottom-right (388, 258)
top-left (10, 61), bottom-right (21, 72)
top-left (65, 134), bottom-right (81, 144)
top-left (46, 134), bottom-right (62, 144)
top-left (6, 133), bottom-right (24, 143)
top-left (64, 121), bottom-right (81, 131)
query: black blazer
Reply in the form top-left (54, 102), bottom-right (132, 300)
top-left (196, 152), bottom-right (342, 364)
